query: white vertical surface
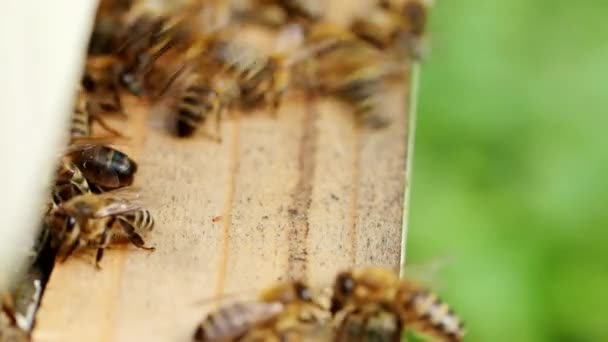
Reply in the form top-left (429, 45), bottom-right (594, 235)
top-left (0, 1), bottom-right (98, 294)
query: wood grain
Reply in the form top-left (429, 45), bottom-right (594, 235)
top-left (33, 2), bottom-right (413, 341)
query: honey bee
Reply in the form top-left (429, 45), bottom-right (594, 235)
top-left (116, 15), bottom-right (179, 96)
top-left (64, 143), bottom-right (138, 191)
top-left (331, 267), bottom-right (465, 342)
top-left (171, 70), bottom-right (224, 139)
top-left (88, 0), bottom-right (135, 55)
top-left (309, 36), bottom-right (405, 127)
top-left (351, 7), bottom-right (408, 50)
top-left (199, 24), bottom-right (331, 113)
top-left (115, 4), bottom-right (215, 97)
top-left (205, 39), bottom-right (287, 111)
top-left (81, 56), bottom-right (125, 113)
top-left (193, 281), bottom-right (331, 341)
top-left (48, 190), bottom-right (154, 267)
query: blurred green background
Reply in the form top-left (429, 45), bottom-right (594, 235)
top-left (407, 0), bottom-right (608, 341)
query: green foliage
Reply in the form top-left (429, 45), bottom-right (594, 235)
top-left (404, 330), bottom-right (432, 342)
top-left (407, 0), bottom-right (608, 341)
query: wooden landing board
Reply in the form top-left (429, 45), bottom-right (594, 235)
top-left (33, 3), bottom-right (413, 342)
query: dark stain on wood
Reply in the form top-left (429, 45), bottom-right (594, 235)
top-left (286, 96), bottom-right (319, 280)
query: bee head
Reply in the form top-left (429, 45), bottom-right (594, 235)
top-left (331, 271), bottom-right (355, 314)
top-left (119, 71), bottom-right (144, 96)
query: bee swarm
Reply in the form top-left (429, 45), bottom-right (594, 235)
top-left (4, 0), bottom-right (431, 341)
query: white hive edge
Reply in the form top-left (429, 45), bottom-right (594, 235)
top-left (0, 0), bottom-right (99, 294)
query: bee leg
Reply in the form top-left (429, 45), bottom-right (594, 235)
top-left (156, 63), bottom-right (187, 99)
top-left (60, 222), bottom-right (81, 262)
top-left (95, 227), bottom-right (112, 269)
top-left (62, 237), bottom-right (82, 262)
top-left (90, 113), bottom-right (124, 137)
top-left (112, 89), bottom-right (125, 115)
top-left (118, 220), bottom-right (155, 252)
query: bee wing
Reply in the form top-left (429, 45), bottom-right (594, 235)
top-left (91, 187), bottom-right (144, 218)
top-left (402, 256), bottom-right (455, 291)
top-left (94, 201), bottom-right (142, 218)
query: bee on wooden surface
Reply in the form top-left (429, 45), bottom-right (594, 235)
top-left (64, 143), bottom-right (138, 191)
top-left (48, 190), bottom-right (154, 267)
top-left (171, 70), bottom-right (224, 139)
top-left (81, 56), bottom-right (125, 113)
top-left (207, 39), bottom-right (287, 111)
top-left (332, 267), bottom-right (465, 342)
top-left (193, 281), bottom-right (331, 341)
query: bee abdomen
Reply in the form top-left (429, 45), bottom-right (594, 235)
top-left (120, 210), bottom-right (154, 233)
top-left (175, 84), bottom-right (214, 137)
top-left (411, 291), bottom-right (465, 341)
top-left (194, 302), bottom-right (284, 341)
top-left (71, 109), bottom-right (91, 138)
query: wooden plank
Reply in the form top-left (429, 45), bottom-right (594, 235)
top-left (33, 2), bottom-right (412, 341)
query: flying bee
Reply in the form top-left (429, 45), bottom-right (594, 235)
top-left (310, 39), bottom-right (405, 128)
top-left (204, 24), bottom-right (333, 113)
top-left (115, 2), bottom-right (224, 97)
top-left (331, 65), bottom-right (396, 128)
top-left (64, 143), bottom-right (138, 191)
top-left (193, 281), bottom-right (331, 341)
top-left (48, 190), bottom-right (154, 267)
top-left (331, 267), bottom-right (465, 342)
